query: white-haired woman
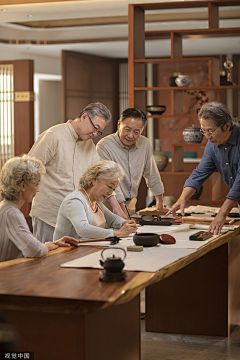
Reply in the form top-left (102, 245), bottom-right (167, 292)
top-left (0, 155), bottom-right (79, 262)
top-left (53, 160), bottom-right (137, 241)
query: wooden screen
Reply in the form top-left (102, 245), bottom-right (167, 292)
top-left (0, 60), bottom-right (34, 217)
top-left (62, 50), bottom-right (120, 138)
top-left (0, 64), bottom-right (14, 169)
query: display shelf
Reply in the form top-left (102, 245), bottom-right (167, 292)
top-left (171, 143), bottom-right (206, 172)
top-left (134, 85), bottom-right (240, 91)
top-left (145, 27), bottom-right (240, 38)
top-left (134, 57), bottom-right (219, 63)
top-left (170, 143), bottom-right (227, 204)
top-left (160, 171), bottom-right (193, 175)
top-left (147, 115), bottom-right (199, 119)
top-left (186, 198), bottom-right (226, 206)
top-left (160, 170), bottom-right (223, 175)
top-left (129, 0), bottom-right (239, 206)
top-left (134, 0), bottom-right (240, 10)
top-left (128, 0), bottom-right (240, 110)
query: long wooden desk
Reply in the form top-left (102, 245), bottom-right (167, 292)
top-left (0, 226), bottom-right (240, 360)
top-left (145, 226), bottom-right (240, 337)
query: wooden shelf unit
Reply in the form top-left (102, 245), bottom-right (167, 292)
top-left (128, 0), bottom-right (240, 114)
top-left (171, 143), bottom-right (205, 172)
top-left (129, 0), bottom-right (239, 207)
top-left (161, 143), bottom-right (228, 205)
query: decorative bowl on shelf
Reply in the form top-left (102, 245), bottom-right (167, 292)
top-left (147, 105), bottom-right (166, 116)
top-left (182, 124), bottom-right (203, 143)
top-left (175, 74), bottom-right (191, 87)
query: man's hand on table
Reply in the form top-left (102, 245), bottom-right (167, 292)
top-left (166, 187), bottom-right (197, 217)
top-left (166, 197), bottom-right (186, 217)
top-left (208, 213), bottom-right (227, 235)
top-left (208, 198), bottom-right (238, 235)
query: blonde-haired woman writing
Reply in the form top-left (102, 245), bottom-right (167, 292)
top-left (0, 155), bottom-right (79, 262)
top-left (53, 160), bottom-right (137, 241)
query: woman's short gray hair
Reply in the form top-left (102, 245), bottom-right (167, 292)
top-left (78, 102), bottom-right (112, 124)
top-left (0, 155), bottom-right (45, 201)
top-left (79, 160), bottom-right (124, 189)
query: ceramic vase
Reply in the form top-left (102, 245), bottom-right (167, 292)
top-left (182, 124), bottom-right (203, 143)
top-left (153, 139), bottom-right (169, 171)
top-left (175, 74), bottom-right (191, 87)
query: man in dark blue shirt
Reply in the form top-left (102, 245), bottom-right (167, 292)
top-left (167, 101), bottom-right (240, 234)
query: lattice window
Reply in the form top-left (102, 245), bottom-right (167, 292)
top-left (119, 63), bottom-right (128, 117)
top-left (0, 64), bottom-right (14, 169)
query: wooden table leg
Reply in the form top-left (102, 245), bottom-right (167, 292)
top-left (146, 237), bottom-right (240, 337)
top-left (3, 294), bottom-right (140, 360)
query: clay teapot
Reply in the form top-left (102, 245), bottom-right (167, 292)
top-left (100, 247), bottom-right (126, 273)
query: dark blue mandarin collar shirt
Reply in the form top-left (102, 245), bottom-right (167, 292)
top-left (184, 124), bottom-right (240, 202)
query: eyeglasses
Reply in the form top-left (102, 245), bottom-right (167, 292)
top-left (200, 126), bottom-right (221, 137)
top-left (88, 114), bottom-right (103, 136)
top-left (140, 215), bottom-right (172, 225)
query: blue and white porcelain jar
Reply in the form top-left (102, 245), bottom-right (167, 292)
top-left (182, 124), bottom-right (203, 143)
top-left (175, 74), bottom-right (191, 87)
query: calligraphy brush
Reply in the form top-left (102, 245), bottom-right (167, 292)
top-left (124, 203), bottom-right (131, 219)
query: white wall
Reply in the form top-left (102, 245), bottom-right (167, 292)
top-left (38, 80), bottom-right (62, 134)
top-left (34, 74), bottom-right (62, 140)
top-left (0, 45), bottom-right (61, 75)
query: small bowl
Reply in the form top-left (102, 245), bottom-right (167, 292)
top-left (133, 233), bottom-right (159, 247)
top-left (147, 105), bottom-right (166, 116)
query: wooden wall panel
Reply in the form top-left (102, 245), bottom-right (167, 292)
top-left (0, 59), bottom-right (34, 217)
top-left (0, 59), bottom-right (34, 157)
top-left (62, 50), bottom-right (120, 138)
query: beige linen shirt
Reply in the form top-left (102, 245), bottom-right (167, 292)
top-left (29, 121), bottom-right (99, 227)
top-left (96, 132), bottom-right (164, 204)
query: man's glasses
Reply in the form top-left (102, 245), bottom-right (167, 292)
top-left (88, 114), bottom-right (103, 136)
top-left (200, 126), bottom-right (221, 137)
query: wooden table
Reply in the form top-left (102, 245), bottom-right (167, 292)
top-left (145, 226), bottom-right (240, 337)
top-left (1, 226), bottom-right (240, 359)
top-left (0, 246), bottom-right (146, 360)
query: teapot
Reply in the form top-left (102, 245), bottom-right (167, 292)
top-left (100, 247), bottom-right (126, 273)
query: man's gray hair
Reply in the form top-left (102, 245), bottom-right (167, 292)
top-left (198, 101), bottom-right (233, 130)
top-left (78, 102), bottom-right (112, 124)
top-left (79, 160), bottom-right (124, 189)
top-left (0, 155), bottom-right (45, 201)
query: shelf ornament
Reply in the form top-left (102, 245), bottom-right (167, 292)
top-left (184, 90), bottom-right (209, 114)
top-left (223, 58), bottom-right (233, 84)
top-left (153, 139), bottom-right (169, 171)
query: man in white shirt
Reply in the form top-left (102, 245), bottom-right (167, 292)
top-left (29, 102), bottom-right (126, 242)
